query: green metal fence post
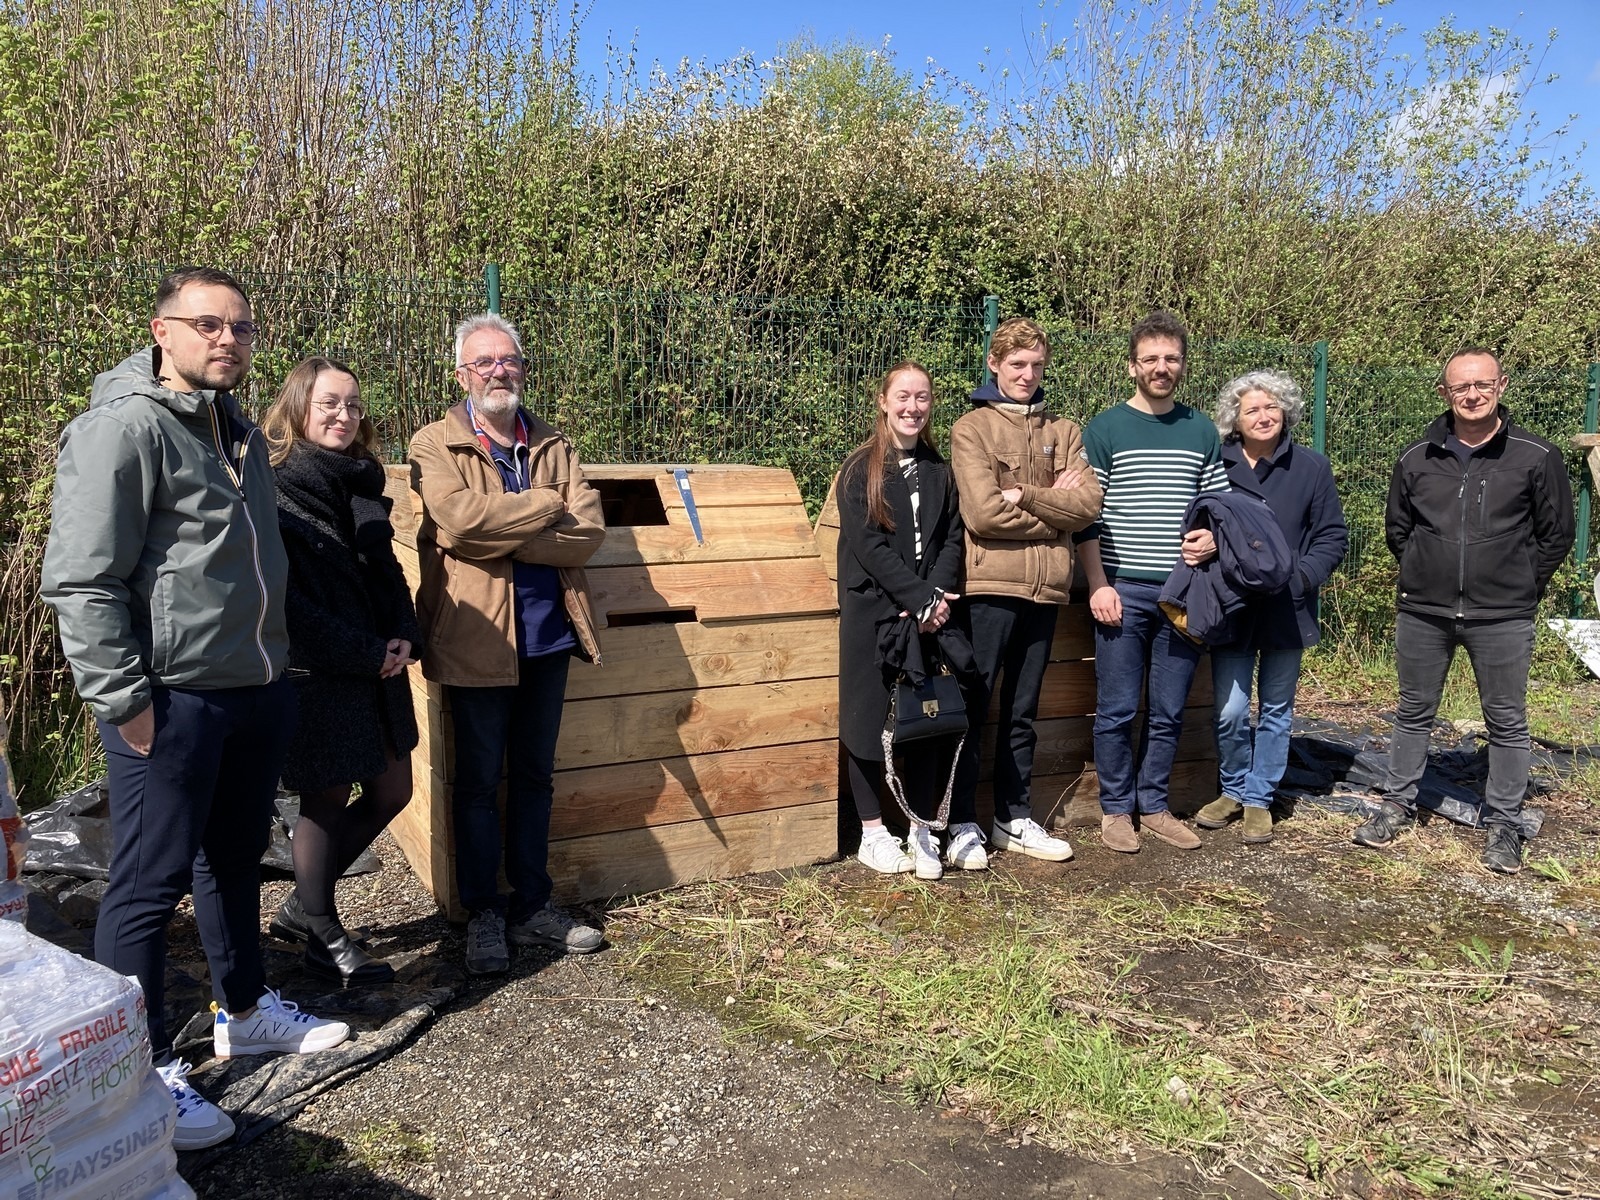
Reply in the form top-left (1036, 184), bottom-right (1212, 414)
top-left (484, 262), bottom-right (502, 315)
top-left (1312, 340), bottom-right (1328, 455)
top-left (980, 295), bottom-right (1000, 385)
top-left (1573, 363), bottom-right (1599, 617)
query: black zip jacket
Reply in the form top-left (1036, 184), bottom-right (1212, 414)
top-left (1385, 405), bottom-right (1575, 621)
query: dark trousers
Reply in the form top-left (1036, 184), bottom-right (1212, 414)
top-left (954, 596), bottom-right (1058, 825)
top-left (96, 678), bottom-right (296, 1061)
top-left (847, 745), bottom-right (969, 826)
top-left (1092, 579), bottom-right (1203, 815)
top-left (1381, 612), bottom-right (1534, 829)
top-left (447, 652), bottom-right (571, 920)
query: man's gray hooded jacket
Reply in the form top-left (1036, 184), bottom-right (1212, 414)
top-left (41, 347), bottom-right (290, 725)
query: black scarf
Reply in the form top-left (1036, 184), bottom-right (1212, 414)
top-left (275, 443), bottom-right (392, 554)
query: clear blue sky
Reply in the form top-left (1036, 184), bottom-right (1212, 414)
top-left (574, 0), bottom-right (1600, 189)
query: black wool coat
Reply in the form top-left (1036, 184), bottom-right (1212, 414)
top-left (276, 445), bottom-right (423, 791)
top-left (836, 442), bottom-right (964, 760)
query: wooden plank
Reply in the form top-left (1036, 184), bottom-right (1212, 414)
top-left (383, 465), bottom-right (419, 547)
top-left (1049, 605), bottom-right (1096, 660)
top-left (566, 617), bottom-right (838, 699)
top-left (389, 747), bottom-right (449, 905)
top-left (1001, 656), bottom-right (1213, 720)
top-left (555, 677), bottom-right (838, 768)
top-left (588, 559), bottom-right (837, 624)
top-left (976, 710), bottom-right (1215, 778)
top-left (814, 480), bottom-right (841, 583)
top-left (584, 464), bottom-right (805, 508)
top-left (549, 742), bottom-right (836, 840)
top-left (548, 804), bottom-right (839, 903)
top-left (588, 507), bottom-right (819, 568)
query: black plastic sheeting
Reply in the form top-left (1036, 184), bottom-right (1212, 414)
top-left (23, 889), bottom-right (463, 1164)
top-left (1278, 713), bottom-right (1598, 839)
top-left (18, 779), bottom-right (454, 1167)
top-left (22, 778), bottom-right (382, 880)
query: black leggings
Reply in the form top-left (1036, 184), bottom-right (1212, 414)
top-left (293, 748), bottom-right (412, 919)
top-left (847, 744), bottom-right (971, 826)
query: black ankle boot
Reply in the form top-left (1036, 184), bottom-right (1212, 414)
top-left (304, 921), bottom-right (395, 988)
top-left (271, 892), bottom-right (373, 947)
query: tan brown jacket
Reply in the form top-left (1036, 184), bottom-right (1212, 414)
top-left (408, 402), bottom-right (604, 686)
top-left (950, 403), bottom-right (1103, 604)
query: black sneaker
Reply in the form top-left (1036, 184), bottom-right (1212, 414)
top-left (1481, 826), bottom-right (1523, 875)
top-left (1352, 801), bottom-right (1414, 848)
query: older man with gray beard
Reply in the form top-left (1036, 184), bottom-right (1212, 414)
top-left (408, 313), bottom-right (607, 974)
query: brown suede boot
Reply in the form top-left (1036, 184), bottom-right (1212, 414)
top-left (1195, 794), bottom-right (1242, 829)
top-left (1242, 806), bottom-right (1274, 844)
top-left (1139, 811), bottom-right (1201, 850)
top-left (1100, 813), bottom-right (1140, 854)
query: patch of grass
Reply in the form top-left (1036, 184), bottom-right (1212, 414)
top-left (349, 1121), bottom-right (435, 1171)
top-left (1555, 761), bottom-right (1600, 809)
top-left (1526, 679), bottom-right (1600, 747)
top-left (612, 868), bottom-right (1583, 1198)
top-left (286, 1130), bottom-right (347, 1175)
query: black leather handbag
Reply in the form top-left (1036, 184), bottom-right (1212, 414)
top-left (887, 669), bottom-right (968, 744)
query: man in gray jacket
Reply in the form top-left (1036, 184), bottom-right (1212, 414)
top-left (42, 267), bottom-right (348, 1151)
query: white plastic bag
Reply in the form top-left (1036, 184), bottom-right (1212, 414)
top-left (0, 923), bottom-right (153, 1170)
top-left (2, 1069), bottom-right (178, 1200)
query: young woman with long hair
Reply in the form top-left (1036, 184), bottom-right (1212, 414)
top-left (260, 357), bottom-right (420, 985)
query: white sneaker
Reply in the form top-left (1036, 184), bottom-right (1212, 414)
top-left (906, 824), bottom-right (944, 881)
top-left (213, 988), bottom-right (352, 1058)
top-left (157, 1060), bottom-right (235, 1151)
top-left (857, 828), bottom-right (913, 874)
top-left (992, 815), bottom-right (1073, 862)
top-left (944, 822), bottom-right (989, 871)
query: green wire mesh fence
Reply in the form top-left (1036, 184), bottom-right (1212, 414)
top-left (1, 258), bottom-right (1595, 801)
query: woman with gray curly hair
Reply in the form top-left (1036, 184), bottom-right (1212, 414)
top-left (1196, 370), bottom-right (1348, 844)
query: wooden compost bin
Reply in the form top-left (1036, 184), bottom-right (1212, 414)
top-left (385, 463), bottom-right (841, 919)
top-left (815, 489), bottom-right (1217, 829)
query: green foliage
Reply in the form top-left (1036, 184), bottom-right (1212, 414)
top-left (1, 0), bottom-right (1598, 800)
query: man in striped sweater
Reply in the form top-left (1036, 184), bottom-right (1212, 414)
top-left (1075, 311), bottom-right (1230, 853)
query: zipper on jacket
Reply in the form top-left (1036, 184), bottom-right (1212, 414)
top-left (208, 402), bottom-right (275, 682)
top-left (1454, 468), bottom-right (1469, 618)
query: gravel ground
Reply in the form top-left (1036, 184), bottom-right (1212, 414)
top-left (180, 842), bottom-right (1270, 1200)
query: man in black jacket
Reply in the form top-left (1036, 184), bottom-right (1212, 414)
top-left (1354, 348), bottom-right (1575, 873)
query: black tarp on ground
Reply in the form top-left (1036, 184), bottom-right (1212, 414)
top-left (22, 779), bottom-right (382, 880)
top-left (19, 780), bottom-right (459, 1164)
top-left (1276, 712), bottom-right (1598, 839)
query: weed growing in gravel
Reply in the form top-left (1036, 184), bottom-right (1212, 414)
top-left (350, 1122), bottom-right (435, 1170)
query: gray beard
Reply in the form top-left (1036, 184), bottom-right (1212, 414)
top-left (473, 388), bottom-right (520, 418)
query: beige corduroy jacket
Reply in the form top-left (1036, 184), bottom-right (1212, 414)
top-left (949, 403), bottom-right (1103, 604)
top-left (408, 401), bottom-right (604, 685)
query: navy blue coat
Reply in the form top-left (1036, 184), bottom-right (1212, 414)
top-left (1217, 435), bottom-right (1348, 651)
top-left (1160, 491), bottom-right (1295, 645)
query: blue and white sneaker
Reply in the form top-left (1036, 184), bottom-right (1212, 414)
top-left (212, 988), bottom-right (351, 1058)
top-left (158, 1059), bottom-right (235, 1150)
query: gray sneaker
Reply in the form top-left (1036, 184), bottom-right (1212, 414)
top-left (509, 904), bottom-right (604, 955)
top-left (1481, 825), bottom-right (1523, 875)
top-left (465, 910), bottom-right (510, 976)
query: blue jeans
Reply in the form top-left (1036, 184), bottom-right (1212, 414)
top-left (1092, 579), bottom-right (1202, 815)
top-left (1212, 647), bottom-right (1302, 809)
top-left (447, 651), bottom-right (572, 920)
top-left (97, 678), bottom-right (296, 1060)
top-left (1381, 612), bottom-right (1533, 830)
